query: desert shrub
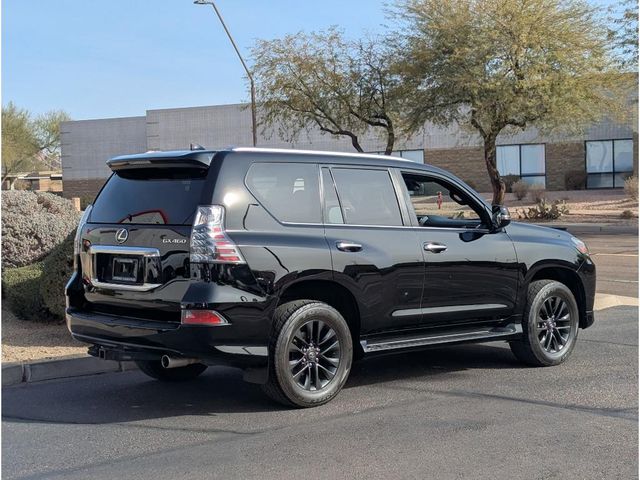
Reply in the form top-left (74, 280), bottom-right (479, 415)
top-left (564, 170), bottom-right (587, 190)
top-left (624, 176), bottom-right (638, 200)
top-left (529, 184), bottom-right (546, 203)
top-left (511, 180), bottom-right (529, 200)
top-left (518, 199), bottom-right (569, 220)
top-left (79, 194), bottom-right (95, 210)
top-left (502, 175), bottom-right (520, 193)
top-left (620, 209), bottom-right (635, 219)
top-left (40, 233), bottom-right (75, 319)
top-left (1, 263), bottom-right (47, 320)
top-left (1, 191), bottom-right (80, 268)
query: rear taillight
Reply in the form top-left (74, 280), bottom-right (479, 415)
top-left (189, 205), bottom-right (245, 264)
top-left (181, 309), bottom-right (229, 325)
top-left (73, 205), bottom-right (92, 267)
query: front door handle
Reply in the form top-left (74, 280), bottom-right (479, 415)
top-left (424, 242), bottom-right (447, 253)
top-left (336, 241), bottom-right (362, 252)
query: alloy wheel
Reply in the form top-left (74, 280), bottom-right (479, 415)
top-left (288, 320), bottom-right (341, 391)
top-left (536, 296), bottom-right (574, 355)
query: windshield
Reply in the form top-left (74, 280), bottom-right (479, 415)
top-left (89, 168), bottom-right (207, 225)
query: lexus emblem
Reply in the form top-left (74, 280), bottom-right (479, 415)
top-left (115, 228), bottom-right (129, 244)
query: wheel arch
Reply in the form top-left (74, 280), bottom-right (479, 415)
top-left (526, 264), bottom-right (588, 328)
top-left (277, 279), bottom-right (363, 357)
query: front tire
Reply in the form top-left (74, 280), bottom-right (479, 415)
top-left (135, 360), bottom-right (207, 381)
top-left (510, 279), bottom-right (579, 367)
top-left (263, 300), bottom-right (353, 408)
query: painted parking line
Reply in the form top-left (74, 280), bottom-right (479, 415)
top-left (591, 253), bottom-right (638, 257)
top-left (600, 278), bottom-right (639, 284)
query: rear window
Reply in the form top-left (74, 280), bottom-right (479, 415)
top-left (90, 168), bottom-right (207, 225)
top-left (246, 162), bottom-right (321, 223)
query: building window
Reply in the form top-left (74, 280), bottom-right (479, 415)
top-left (371, 149), bottom-right (424, 163)
top-left (496, 144), bottom-right (546, 187)
top-left (586, 139), bottom-right (634, 189)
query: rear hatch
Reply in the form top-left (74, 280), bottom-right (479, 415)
top-left (79, 153), bottom-right (215, 320)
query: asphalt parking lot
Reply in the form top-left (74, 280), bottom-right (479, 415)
top-left (3, 305), bottom-right (637, 480)
top-left (574, 228), bottom-right (638, 298)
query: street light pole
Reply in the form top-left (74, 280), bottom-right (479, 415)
top-left (193, 0), bottom-right (257, 147)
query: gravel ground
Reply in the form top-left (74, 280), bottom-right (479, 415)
top-left (1, 307), bottom-right (86, 363)
top-left (489, 189), bottom-right (639, 224)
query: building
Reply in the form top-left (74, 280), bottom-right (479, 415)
top-left (2, 171), bottom-right (63, 192)
top-left (60, 103), bottom-right (638, 199)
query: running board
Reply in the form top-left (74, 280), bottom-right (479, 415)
top-left (360, 324), bottom-right (522, 353)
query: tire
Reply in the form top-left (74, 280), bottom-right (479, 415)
top-left (510, 279), bottom-right (580, 367)
top-left (262, 300), bottom-right (353, 408)
top-left (135, 360), bottom-right (207, 382)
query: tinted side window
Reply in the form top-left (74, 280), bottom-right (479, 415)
top-left (331, 168), bottom-right (402, 226)
top-left (321, 168), bottom-right (344, 224)
top-left (246, 162), bottom-right (321, 223)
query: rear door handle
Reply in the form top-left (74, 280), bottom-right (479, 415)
top-left (424, 242), bottom-right (447, 253)
top-left (336, 241), bottom-right (362, 252)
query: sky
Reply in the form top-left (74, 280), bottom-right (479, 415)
top-left (2, 0), bottom-right (391, 120)
top-left (2, 0), bottom-right (620, 121)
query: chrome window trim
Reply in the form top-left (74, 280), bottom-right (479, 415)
top-left (273, 221), bottom-right (491, 234)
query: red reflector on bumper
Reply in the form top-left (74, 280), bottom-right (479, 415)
top-left (181, 310), bottom-right (229, 325)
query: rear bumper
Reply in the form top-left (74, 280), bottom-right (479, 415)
top-left (66, 308), bottom-right (268, 367)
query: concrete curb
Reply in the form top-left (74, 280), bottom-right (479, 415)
top-left (2, 354), bottom-right (137, 387)
top-left (3, 294), bottom-right (637, 387)
top-left (546, 223), bottom-right (638, 235)
top-left (594, 294), bottom-right (639, 311)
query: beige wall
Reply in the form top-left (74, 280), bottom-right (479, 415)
top-left (545, 142), bottom-right (585, 191)
top-left (425, 138), bottom-right (639, 192)
top-left (62, 179), bottom-right (106, 200)
top-left (424, 146), bottom-right (490, 192)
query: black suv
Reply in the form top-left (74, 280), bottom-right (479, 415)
top-left (66, 148), bottom-right (596, 407)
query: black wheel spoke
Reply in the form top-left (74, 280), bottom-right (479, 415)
top-left (289, 319), bottom-right (341, 391)
top-left (537, 295), bottom-right (574, 355)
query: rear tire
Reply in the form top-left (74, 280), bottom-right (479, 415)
top-left (135, 360), bottom-right (207, 381)
top-left (262, 300), bottom-right (353, 408)
top-left (510, 279), bottom-right (579, 367)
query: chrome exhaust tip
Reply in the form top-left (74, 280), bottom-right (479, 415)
top-left (161, 355), bottom-right (200, 369)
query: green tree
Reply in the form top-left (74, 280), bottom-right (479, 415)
top-left (1, 104), bottom-right (70, 187)
top-left (395, 0), bottom-right (630, 204)
top-left (2, 103), bottom-right (39, 186)
top-left (33, 110), bottom-right (71, 171)
top-left (252, 28), bottom-right (400, 154)
top-left (609, 0), bottom-right (638, 70)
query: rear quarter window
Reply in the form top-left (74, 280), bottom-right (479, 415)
top-left (246, 163), bottom-right (321, 223)
top-left (90, 168), bottom-right (207, 225)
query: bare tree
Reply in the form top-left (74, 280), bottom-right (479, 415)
top-left (252, 28), bottom-right (400, 154)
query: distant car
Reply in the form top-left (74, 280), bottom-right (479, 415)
top-left (66, 147), bottom-right (596, 407)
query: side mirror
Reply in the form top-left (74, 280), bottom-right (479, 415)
top-left (491, 205), bottom-right (511, 230)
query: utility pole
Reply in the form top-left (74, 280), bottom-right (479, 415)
top-left (193, 0), bottom-right (257, 147)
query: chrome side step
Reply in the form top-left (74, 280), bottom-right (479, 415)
top-left (360, 324), bottom-right (522, 353)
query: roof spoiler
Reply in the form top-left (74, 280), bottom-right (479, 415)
top-left (107, 151), bottom-right (216, 172)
